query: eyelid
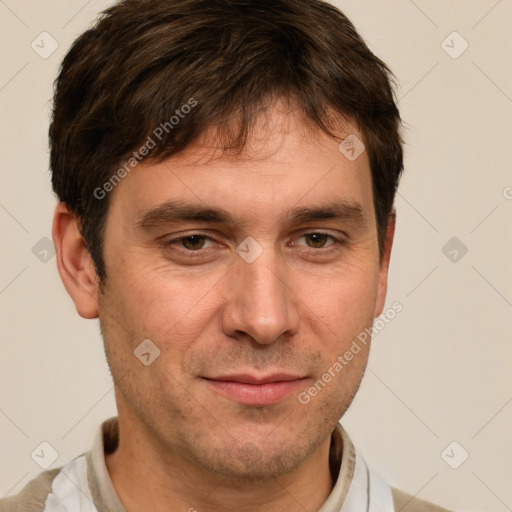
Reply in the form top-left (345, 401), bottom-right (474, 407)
top-left (162, 232), bottom-right (220, 248)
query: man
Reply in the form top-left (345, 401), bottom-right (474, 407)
top-left (0, 0), bottom-right (453, 510)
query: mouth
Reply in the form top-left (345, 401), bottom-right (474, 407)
top-left (202, 373), bottom-right (308, 407)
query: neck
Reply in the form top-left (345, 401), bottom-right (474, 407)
top-left (105, 414), bottom-right (334, 512)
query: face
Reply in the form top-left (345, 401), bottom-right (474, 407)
top-left (94, 108), bottom-right (391, 481)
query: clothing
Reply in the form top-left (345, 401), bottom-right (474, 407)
top-left (0, 417), bottom-right (452, 512)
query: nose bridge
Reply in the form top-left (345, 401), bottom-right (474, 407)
top-left (221, 245), bottom-right (299, 344)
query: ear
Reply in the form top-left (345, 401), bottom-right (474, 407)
top-left (52, 202), bottom-right (99, 319)
top-left (373, 211), bottom-right (396, 318)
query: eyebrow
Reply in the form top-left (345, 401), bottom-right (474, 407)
top-left (135, 198), bottom-right (368, 231)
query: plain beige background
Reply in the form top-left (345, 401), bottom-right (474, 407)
top-left (1, 1), bottom-right (511, 511)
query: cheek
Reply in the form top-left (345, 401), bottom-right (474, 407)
top-left (111, 261), bottom-right (219, 338)
top-left (297, 262), bottom-right (379, 338)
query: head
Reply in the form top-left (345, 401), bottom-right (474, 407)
top-left (51, 0), bottom-right (403, 481)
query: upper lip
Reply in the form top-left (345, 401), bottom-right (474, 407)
top-left (204, 373), bottom-right (306, 385)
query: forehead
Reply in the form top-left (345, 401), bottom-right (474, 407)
top-left (108, 108), bottom-right (374, 227)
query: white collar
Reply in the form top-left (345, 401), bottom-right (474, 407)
top-left (319, 424), bottom-right (395, 512)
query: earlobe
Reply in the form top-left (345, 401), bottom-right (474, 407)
top-left (373, 211), bottom-right (396, 318)
top-left (52, 203), bottom-right (100, 319)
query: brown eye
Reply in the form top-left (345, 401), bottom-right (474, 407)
top-left (304, 233), bottom-right (331, 248)
top-left (180, 235), bottom-right (207, 250)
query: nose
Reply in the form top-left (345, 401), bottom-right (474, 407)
top-left (220, 248), bottom-right (300, 345)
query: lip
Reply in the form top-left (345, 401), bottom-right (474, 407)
top-left (203, 373), bottom-right (307, 406)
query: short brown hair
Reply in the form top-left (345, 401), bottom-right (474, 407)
top-left (50, 0), bottom-right (403, 280)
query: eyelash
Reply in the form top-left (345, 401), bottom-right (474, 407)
top-left (161, 231), bottom-right (344, 256)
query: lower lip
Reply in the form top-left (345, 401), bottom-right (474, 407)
top-left (204, 379), bottom-right (306, 406)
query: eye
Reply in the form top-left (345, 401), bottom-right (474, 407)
top-left (179, 235), bottom-right (211, 250)
top-left (293, 232), bottom-right (339, 249)
top-left (164, 234), bottom-right (218, 251)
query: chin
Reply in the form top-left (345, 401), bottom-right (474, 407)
top-left (190, 432), bottom-right (322, 483)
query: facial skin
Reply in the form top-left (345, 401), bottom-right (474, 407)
top-left (53, 106), bottom-right (394, 512)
